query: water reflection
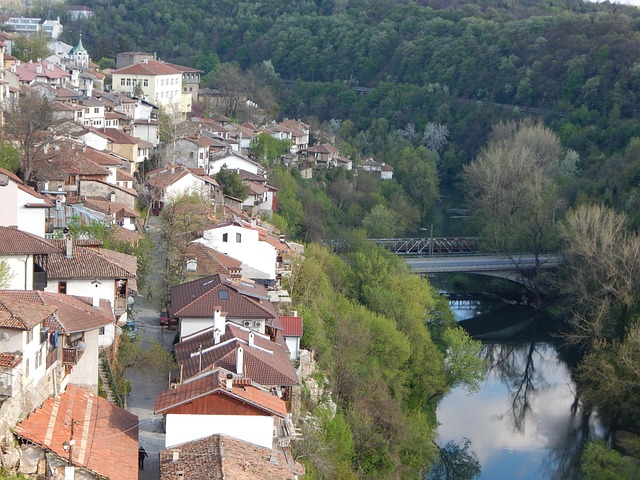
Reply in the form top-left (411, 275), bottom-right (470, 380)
top-left (437, 312), bottom-right (603, 480)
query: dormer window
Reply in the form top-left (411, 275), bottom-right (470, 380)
top-left (218, 290), bottom-right (229, 300)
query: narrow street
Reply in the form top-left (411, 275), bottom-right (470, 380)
top-left (124, 216), bottom-right (174, 480)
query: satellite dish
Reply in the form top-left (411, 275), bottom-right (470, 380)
top-left (76, 341), bottom-right (86, 352)
top-left (0, 332), bottom-right (9, 342)
top-left (127, 296), bottom-right (135, 305)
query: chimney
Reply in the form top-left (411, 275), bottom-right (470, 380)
top-left (48, 62), bottom-right (54, 71)
top-left (110, 191), bottom-right (116, 202)
top-left (236, 346), bottom-right (244, 376)
top-left (230, 272), bottom-right (241, 285)
top-left (225, 373), bottom-right (233, 390)
top-left (293, 310), bottom-right (298, 317)
top-left (36, 64), bottom-right (42, 74)
top-left (248, 332), bottom-right (254, 347)
top-left (65, 233), bottom-right (73, 259)
top-left (213, 309), bottom-right (225, 342)
top-left (91, 279), bottom-right (101, 308)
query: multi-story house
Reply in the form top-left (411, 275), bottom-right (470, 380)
top-left (111, 59), bottom-right (192, 115)
top-left (0, 168), bottom-right (51, 237)
top-left (170, 273), bottom-right (277, 339)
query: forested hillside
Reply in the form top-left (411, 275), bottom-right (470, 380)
top-left (57, 0), bottom-right (640, 228)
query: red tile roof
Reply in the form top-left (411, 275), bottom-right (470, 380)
top-left (14, 384), bottom-right (138, 480)
top-left (155, 370), bottom-right (287, 416)
top-left (0, 291), bottom-right (113, 333)
top-left (159, 434), bottom-right (304, 479)
top-left (47, 240), bottom-right (137, 281)
top-left (113, 59), bottom-right (182, 76)
top-left (279, 316), bottom-right (303, 337)
top-left (171, 274), bottom-right (276, 320)
top-left (174, 324), bottom-right (299, 386)
top-left (183, 242), bottom-right (242, 277)
top-left (0, 352), bottom-right (22, 368)
top-left (0, 226), bottom-right (60, 255)
top-left (0, 297), bottom-right (56, 330)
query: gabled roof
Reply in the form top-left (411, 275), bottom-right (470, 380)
top-left (0, 352), bottom-right (22, 368)
top-left (0, 297), bottom-right (56, 330)
top-left (14, 384), bottom-right (138, 480)
top-left (112, 59), bottom-right (182, 76)
top-left (0, 167), bottom-right (51, 206)
top-left (159, 434), bottom-right (304, 479)
top-left (171, 274), bottom-right (276, 320)
top-left (47, 240), bottom-right (137, 281)
top-left (81, 147), bottom-right (122, 166)
top-left (0, 291), bottom-right (113, 333)
top-left (94, 127), bottom-right (139, 145)
top-left (161, 61), bottom-right (203, 74)
top-left (14, 60), bottom-right (70, 82)
top-left (147, 164), bottom-right (218, 191)
top-left (33, 143), bottom-right (111, 181)
top-left (174, 323), bottom-right (299, 385)
top-left (184, 242), bottom-right (242, 277)
top-left (0, 226), bottom-right (60, 255)
top-left (154, 370), bottom-right (287, 416)
top-left (279, 316), bottom-right (303, 338)
top-left (238, 169), bottom-right (267, 183)
top-left (82, 198), bottom-right (140, 218)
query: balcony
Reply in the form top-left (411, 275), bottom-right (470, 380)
top-left (46, 348), bottom-right (58, 369)
top-left (62, 347), bottom-right (83, 366)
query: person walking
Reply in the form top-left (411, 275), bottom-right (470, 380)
top-left (138, 446), bottom-right (148, 470)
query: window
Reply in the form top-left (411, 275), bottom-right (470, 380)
top-left (58, 281), bottom-right (67, 294)
top-left (99, 326), bottom-right (105, 335)
top-left (144, 79), bottom-right (148, 87)
top-left (236, 233), bottom-right (242, 243)
top-left (94, 107), bottom-right (99, 113)
top-left (25, 358), bottom-right (30, 377)
top-left (218, 290), bottom-right (229, 300)
top-left (27, 329), bottom-right (33, 343)
top-left (121, 78), bottom-right (125, 86)
top-left (35, 348), bottom-right (42, 369)
top-left (126, 78), bottom-right (131, 86)
top-left (222, 233), bottom-right (228, 242)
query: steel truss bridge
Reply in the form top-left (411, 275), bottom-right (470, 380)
top-left (329, 237), bottom-right (478, 255)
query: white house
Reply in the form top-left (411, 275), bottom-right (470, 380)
top-left (44, 236), bottom-right (137, 347)
top-left (0, 168), bottom-right (51, 238)
top-left (0, 290), bottom-right (114, 435)
top-left (208, 150), bottom-right (263, 176)
top-left (146, 164), bottom-right (219, 214)
top-left (197, 221), bottom-right (277, 281)
top-left (0, 227), bottom-right (60, 291)
top-left (155, 369), bottom-right (288, 449)
top-left (279, 314), bottom-right (303, 361)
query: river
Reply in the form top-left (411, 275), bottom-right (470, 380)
top-left (432, 274), bottom-right (604, 480)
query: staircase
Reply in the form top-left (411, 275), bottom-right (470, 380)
top-left (98, 361), bottom-right (116, 404)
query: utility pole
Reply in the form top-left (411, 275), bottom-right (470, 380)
top-left (63, 418), bottom-right (78, 465)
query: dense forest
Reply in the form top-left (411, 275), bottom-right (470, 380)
top-left (48, 0), bottom-right (640, 231)
top-left (27, 0), bottom-right (640, 477)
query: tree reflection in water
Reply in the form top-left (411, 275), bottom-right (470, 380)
top-left (482, 316), bottom-right (600, 479)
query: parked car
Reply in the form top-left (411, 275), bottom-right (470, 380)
top-left (160, 308), bottom-right (169, 326)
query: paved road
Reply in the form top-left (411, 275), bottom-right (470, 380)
top-left (123, 216), bottom-right (175, 480)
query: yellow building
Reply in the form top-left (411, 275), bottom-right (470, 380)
top-left (111, 59), bottom-right (192, 116)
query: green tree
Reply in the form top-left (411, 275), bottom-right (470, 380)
top-left (0, 259), bottom-right (15, 289)
top-left (361, 204), bottom-right (402, 238)
top-left (13, 33), bottom-right (51, 62)
top-left (249, 132), bottom-right (291, 166)
top-left (0, 142), bottom-right (21, 173)
top-left (427, 438), bottom-right (481, 480)
top-left (214, 167), bottom-right (250, 199)
top-left (581, 441), bottom-right (640, 480)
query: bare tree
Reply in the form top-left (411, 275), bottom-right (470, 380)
top-left (156, 103), bottom-right (195, 168)
top-left (558, 205), bottom-right (640, 345)
top-left (4, 91), bottom-right (54, 182)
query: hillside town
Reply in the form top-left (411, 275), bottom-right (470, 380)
top-left (0, 14), bottom-right (384, 480)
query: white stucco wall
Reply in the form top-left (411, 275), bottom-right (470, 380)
top-left (165, 175), bottom-right (208, 203)
top-left (66, 328), bottom-right (100, 390)
top-left (44, 279), bottom-right (116, 348)
top-left (180, 317), bottom-right (214, 341)
top-left (81, 132), bottom-right (109, 151)
top-left (1, 254), bottom-right (33, 290)
top-left (209, 156), bottom-right (260, 175)
top-left (0, 182), bottom-right (47, 237)
top-left (198, 225), bottom-right (276, 280)
top-left (285, 337), bottom-right (300, 360)
top-left (165, 414), bottom-right (274, 449)
top-left (22, 322), bottom-right (48, 388)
